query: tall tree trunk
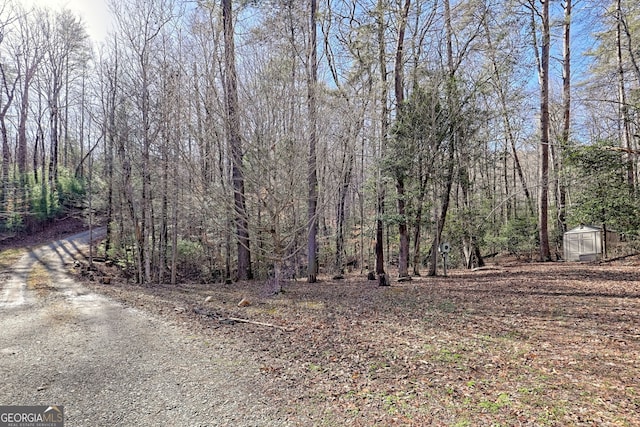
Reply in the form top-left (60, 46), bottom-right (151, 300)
top-left (63, 55), bottom-right (70, 170)
top-left (620, 10), bottom-right (640, 85)
top-left (223, 0), bottom-right (252, 280)
top-left (307, 0), bottom-right (319, 283)
top-left (170, 182), bottom-right (179, 285)
top-left (17, 70), bottom-right (35, 176)
top-left (556, 0), bottom-right (571, 249)
top-left (116, 114), bottom-right (143, 283)
top-left (0, 116), bottom-right (9, 209)
top-left (171, 129), bottom-right (179, 285)
top-left (617, 0), bottom-right (634, 189)
top-left (17, 67), bottom-right (35, 220)
top-left (538, 0), bottom-right (551, 261)
top-left (159, 123), bottom-right (169, 284)
top-left (48, 50), bottom-right (64, 203)
top-left (0, 65), bottom-right (17, 213)
top-left (428, 0), bottom-right (457, 276)
top-left (394, 0), bottom-right (411, 279)
top-left (104, 49), bottom-right (118, 260)
top-left (335, 149), bottom-right (354, 277)
top-left (375, 0), bottom-right (388, 285)
top-left (323, 5), bottom-right (358, 279)
top-left (141, 53), bottom-right (152, 284)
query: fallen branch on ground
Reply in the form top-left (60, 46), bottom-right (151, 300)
top-left (471, 266), bottom-right (505, 272)
top-left (226, 317), bottom-right (295, 332)
top-left (193, 307), bottom-right (295, 331)
top-left (600, 253), bottom-right (640, 263)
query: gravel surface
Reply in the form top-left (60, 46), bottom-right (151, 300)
top-left (0, 230), bottom-right (290, 426)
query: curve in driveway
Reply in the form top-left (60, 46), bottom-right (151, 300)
top-left (0, 230), bottom-right (287, 426)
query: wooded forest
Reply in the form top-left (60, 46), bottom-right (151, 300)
top-left (1, 0), bottom-right (639, 285)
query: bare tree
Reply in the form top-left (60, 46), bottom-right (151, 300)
top-left (374, 0), bottom-right (389, 285)
top-left (111, 0), bottom-right (173, 283)
top-left (555, 0), bottom-right (571, 245)
top-left (616, 0), bottom-right (634, 188)
top-left (99, 40), bottom-right (119, 262)
top-left (528, 0), bottom-right (552, 261)
top-left (42, 9), bottom-right (89, 198)
top-left (14, 8), bottom-right (44, 179)
top-left (538, 0), bottom-right (551, 261)
top-left (0, 8), bottom-right (19, 212)
top-left (482, 12), bottom-right (534, 216)
top-left (306, 0), bottom-right (319, 282)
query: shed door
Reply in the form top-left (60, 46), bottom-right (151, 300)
top-left (565, 231), bottom-right (599, 261)
top-left (580, 232), bottom-right (597, 254)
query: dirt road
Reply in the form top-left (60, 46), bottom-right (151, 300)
top-left (0, 230), bottom-right (287, 426)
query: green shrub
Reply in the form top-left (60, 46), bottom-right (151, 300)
top-left (5, 212), bottom-right (24, 232)
top-left (57, 168), bottom-right (86, 210)
top-left (486, 215), bottom-right (538, 256)
top-left (174, 239), bottom-right (207, 278)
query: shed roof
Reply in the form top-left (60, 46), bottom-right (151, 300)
top-left (565, 225), bottom-right (601, 234)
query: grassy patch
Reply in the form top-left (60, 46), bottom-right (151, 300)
top-left (0, 248), bottom-right (25, 270)
top-left (27, 263), bottom-right (54, 295)
top-left (308, 363), bottom-right (323, 372)
top-left (478, 392), bottom-right (511, 413)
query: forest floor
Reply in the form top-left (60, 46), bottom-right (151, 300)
top-left (81, 252), bottom-right (640, 426)
top-left (3, 224), bottom-right (639, 426)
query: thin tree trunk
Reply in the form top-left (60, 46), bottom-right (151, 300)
top-left (428, 0), bottom-right (457, 276)
top-left (538, 0), bottom-right (551, 261)
top-left (104, 51), bottom-right (118, 260)
top-left (557, 0), bottom-right (571, 247)
top-left (17, 70), bottom-right (35, 176)
top-left (17, 66), bottom-right (37, 218)
top-left (141, 54), bottom-right (152, 284)
top-left (307, 0), bottom-right (319, 283)
top-left (0, 65), bottom-right (17, 212)
top-left (170, 121), bottom-right (179, 285)
top-left (412, 160), bottom-right (430, 276)
top-left (620, 12), bottom-right (640, 85)
top-left (0, 115), bottom-right (10, 213)
top-left (117, 124), bottom-right (143, 283)
top-left (617, 0), bottom-right (634, 189)
top-left (48, 69), bottom-right (62, 200)
top-left (63, 55), bottom-right (69, 170)
top-left (160, 124), bottom-right (169, 284)
top-left (503, 142), bottom-right (510, 220)
top-left (375, 0), bottom-right (388, 285)
top-left (77, 69), bottom-right (85, 179)
top-left (428, 147), bottom-right (455, 276)
top-left (483, 15), bottom-right (534, 215)
top-left (335, 149), bottom-right (354, 277)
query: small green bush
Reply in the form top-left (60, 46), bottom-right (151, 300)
top-left (5, 212), bottom-right (24, 232)
top-left (57, 168), bottom-right (86, 210)
top-left (486, 215), bottom-right (538, 256)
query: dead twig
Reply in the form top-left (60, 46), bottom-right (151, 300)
top-left (193, 307), bottom-right (295, 332)
top-left (226, 317), bottom-right (295, 332)
top-left (471, 266), bottom-right (505, 272)
top-left (600, 252), bottom-right (640, 263)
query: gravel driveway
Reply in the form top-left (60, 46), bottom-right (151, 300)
top-left (0, 230), bottom-right (289, 426)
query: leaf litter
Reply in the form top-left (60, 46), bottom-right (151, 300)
top-left (83, 259), bottom-right (640, 426)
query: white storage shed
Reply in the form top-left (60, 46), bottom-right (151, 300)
top-left (563, 225), bottom-right (618, 261)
